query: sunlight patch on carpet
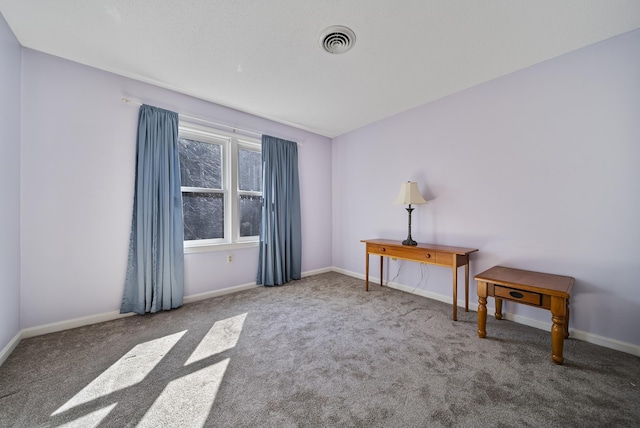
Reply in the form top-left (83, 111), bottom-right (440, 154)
top-left (184, 313), bottom-right (247, 366)
top-left (137, 358), bottom-right (230, 427)
top-left (51, 331), bottom-right (186, 416)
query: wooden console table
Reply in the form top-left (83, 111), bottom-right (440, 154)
top-left (475, 266), bottom-right (574, 365)
top-left (361, 239), bottom-right (478, 321)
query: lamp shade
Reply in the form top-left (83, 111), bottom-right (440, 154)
top-left (393, 181), bottom-right (428, 205)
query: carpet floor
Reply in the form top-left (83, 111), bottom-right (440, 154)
top-left (1, 272), bottom-right (638, 427)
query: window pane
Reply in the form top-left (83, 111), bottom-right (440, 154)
top-left (178, 138), bottom-right (222, 189)
top-left (239, 195), bottom-right (261, 237)
top-left (238, 147), bottom-right (262, 192)
top-left (182, 193), bottom-right (224, 240)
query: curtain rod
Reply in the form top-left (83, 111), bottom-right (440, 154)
top-left (121, 97), bottom-right (262, 137)
top-left (121, 97), bottom-right (303, 146)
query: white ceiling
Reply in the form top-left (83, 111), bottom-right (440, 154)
top-left (2, 1), bottom-right (640, 138)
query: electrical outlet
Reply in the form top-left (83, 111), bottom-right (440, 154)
top-left (227, 254), bottom-right (233, 263)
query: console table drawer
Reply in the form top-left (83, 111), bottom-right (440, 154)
top-left (373, 245), bottom-right (436, 262)
top-left (494, 285), bottom-right (541, 306)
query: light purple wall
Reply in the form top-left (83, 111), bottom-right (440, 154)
top-left (20, 49), bottom-right (332, 328)
top-left (332, 30), bottom-right (640, 346)
top-left (0, 14), bottom-right (21, 353)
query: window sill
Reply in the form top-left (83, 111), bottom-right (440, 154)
top-left (184, 241), bottom-right (259, 254)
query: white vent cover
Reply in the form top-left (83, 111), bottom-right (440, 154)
top-left (320, 25), bottom-right (356, 54)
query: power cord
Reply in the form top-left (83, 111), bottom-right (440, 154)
top-left (390, 259), bottom-right (405, 285)
top-left (409, 263), bottom-right (430, 295)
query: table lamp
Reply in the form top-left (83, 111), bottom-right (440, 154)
top-left (394, 181), bottom-right (428, 246)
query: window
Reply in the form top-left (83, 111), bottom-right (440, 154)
top-left (178, 123), bottom-right (262, 252)
top-left (237, 145), bottom-right (262, 237)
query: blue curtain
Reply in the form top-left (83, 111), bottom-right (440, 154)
top-left (257, 135), bottom-right (302, 286)
top-left (121, 105), bottom-right (185, 314)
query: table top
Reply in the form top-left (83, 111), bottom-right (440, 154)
top-left (474, 266), bottom-right (574, 296)
top-left (361, 239), bottom-right (479, 255)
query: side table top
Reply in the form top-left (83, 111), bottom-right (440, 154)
top-left (474, 266), bottom-right (574, 296)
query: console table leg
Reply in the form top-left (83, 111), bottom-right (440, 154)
top-left (565, 299), bottom-right (570, 339)
top-left (551, 297), bottom-right (566, 365)
top-left (452, 255), bottom-right (458, 321)
top-left (365, 252), bottom-right (369, 292)
top-left (380, 256), bottom-right (383, 287)
top-left (465, 262), bottom-right (469, 312)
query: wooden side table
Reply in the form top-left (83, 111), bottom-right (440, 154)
top-left (475, 266), bottom-right (574, 365)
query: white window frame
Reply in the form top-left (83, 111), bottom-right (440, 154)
top-left (234, 139), bottom-right (263, 244)
top-left (179, 122), bottom-right (262, 253)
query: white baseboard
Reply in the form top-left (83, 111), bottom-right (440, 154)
top-left (0, 331), bottom-right (23, 367)
top-left (333, 267), bottom-right (640, 357)
top-left (301, 267), bottom-right (333, 277)
top-left (184, 267), bottom-right (332, 304)
top-left (21, 311), bottom-right (137, 339)
top-left (183, 282), bottom-right (261, 304)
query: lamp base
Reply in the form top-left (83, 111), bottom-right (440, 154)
top-left (402, 238), bottom-right (418, 246)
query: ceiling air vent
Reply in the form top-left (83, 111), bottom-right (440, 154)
top-left (320, 25), bottom-right (356, 54)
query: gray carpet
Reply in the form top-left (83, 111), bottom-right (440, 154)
top-left (1, 272), bottom-right (639, 427)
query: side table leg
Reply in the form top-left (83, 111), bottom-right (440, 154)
top-left (380, 256), bottom-right (383, 287)
top-left (551, 296), bottom-right (566, 365)
top-left (477, 281), bottom-right (487, 338)
top-left (495, 297), bottom-right (503, 320)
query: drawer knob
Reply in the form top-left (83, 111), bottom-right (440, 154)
top-left (425, 254), bottom-right (431, 259)
top-left (381, 247), bottom-right (386, 252)
top-left (509, 291), bottom-right (524, 299)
